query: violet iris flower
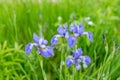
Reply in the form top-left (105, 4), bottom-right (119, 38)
top-left (51, 25), bottom-right (69, 46)
top-left (68, 23), bottom-right (93, 48)
top-left (66, 48), bottom-right (91, 70)
top-left (25, 33), bottom-right (54, 58)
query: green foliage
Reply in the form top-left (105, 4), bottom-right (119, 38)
top-left (0, 0), bottom-right (120, 80)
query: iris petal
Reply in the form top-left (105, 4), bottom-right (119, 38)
top-left (78, 24), bottom-right (84, 35)
top-left (57, 25), bottom-right (65, 35)
top-left (25, 43), bottom-right (33, 54)
top-left (68, 36), bottom-right (76, 48)
top-left (76, 64), bottom-right (81, 70)
top-left (33, 33), bottom-right (40, 43)
top-left (88, 32), bottom-right (93, 42)
top-left (51, 35), bottom-right (59, 46)
top-left (41, 46), bottom-right (54, 58)
top-left (84, 56), bottom-right (91, 64)
top-left (66, 57), bottom-right (73, 67)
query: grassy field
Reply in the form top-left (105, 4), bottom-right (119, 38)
top-left (0, 0), bottom-right (120, 80)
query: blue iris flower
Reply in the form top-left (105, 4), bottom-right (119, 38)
top-left (68, 23), bottom-right (84, 48)
top-left (25, 33), bottom-right (54, 58)
top-left (68, 23), bottom-right (93, 48)
top-left (66, 48), bottom-right (91, 70)
top-left (51, 25), bottom-right (69, 46)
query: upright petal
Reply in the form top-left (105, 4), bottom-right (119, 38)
top-left (43, 40), bottom-right (48, 45)
top-left (70, 24), bottom-right (78, 33)
top-left (72, 48), bottom-right (83, 58)
top-left (68, 36), bottom-right (76, 48)
top-left (70, 23), bottom-right (84, 36)
top-left (57, 25), bottom-right (65, 35)
top-left (38, 36), bottom-right (44, 45)
top-left (83, 56), bottom-right (91, 64)
top-left (78, 23), bottom-right (84, 35)
top-left (87, 32), bottom-right (93, 42)
top-left (66, 57), bottom-right (73, 67)
top-left (33, 33), bottom-right (40, 44)
top-left (41, 46), bottom-right (54, 58)
top-left (75, 64), bottom-right (81, 70)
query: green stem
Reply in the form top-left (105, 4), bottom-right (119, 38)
top-left (39, 56), bottom-right (47, 80)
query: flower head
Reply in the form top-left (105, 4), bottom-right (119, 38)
top-left (25, 33), bottom-right (54, 58)
top-left (66, 48), bottom-right (91, 70)
top-left (51, 24), bottom-right (69, 46)
top-left (68, 23), bottom-right (93, 47)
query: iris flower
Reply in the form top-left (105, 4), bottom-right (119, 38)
top-left (51, 24), bottom-right (69, 46)
top-left (68, 23), bottom-right (93, 47)
top-left (66, 48), bottom-right (91, 70)
top-left (25, 33), bottom-right (54, 58)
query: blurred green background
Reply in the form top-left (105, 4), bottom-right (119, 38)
top-left (0, 0), bottom-right (120, 80)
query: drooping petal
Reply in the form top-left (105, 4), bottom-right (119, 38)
top-left (25, 43), bottom-right (33, 54)
top-left (41, 46), bottom-right (54, 58)
top-left (83, 63), bottom-right (88, 69)
top-left (68, 36), bottom-right (76, 48)
top-left (72, 48), bottom-right (83, 58)
top-left (83, 56), bottom-right (91, 64)
top-left (66, 57), bottom-right (74, 67)
top-left (51, 35), bottom-right (58, 46)
top-left (75, 64), bottom-right (81, 70)
top-left (74, 58), bottom-right (82, 65)
top-left (82, 32), bottom-right (93, 42)
top-left (33, 33), bottom-right (40, 43)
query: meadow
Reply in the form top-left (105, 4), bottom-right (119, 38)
top-left (0, 0), bottom-right (120, 80)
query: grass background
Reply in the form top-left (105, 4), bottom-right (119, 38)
top-left (0, 0), bottom-right (120, 80)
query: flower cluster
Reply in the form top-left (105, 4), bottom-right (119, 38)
top-left (25, 22), bottom-right (93, 70)
top-left (51, 23), bottom-right (93, 48)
